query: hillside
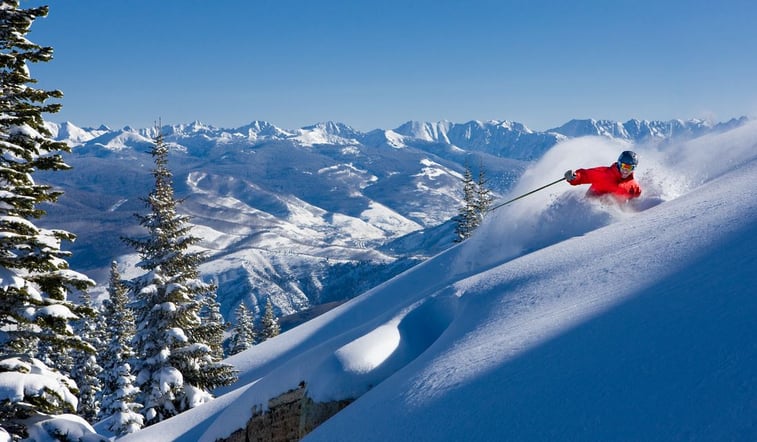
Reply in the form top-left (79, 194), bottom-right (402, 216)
top-left (119, 120), bottom-right (757, 441)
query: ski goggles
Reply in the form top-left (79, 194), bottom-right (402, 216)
top-left (619, 162), bottom-right (635, 173)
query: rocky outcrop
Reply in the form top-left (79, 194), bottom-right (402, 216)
top-left (219, 383), bottom-right (352, 442)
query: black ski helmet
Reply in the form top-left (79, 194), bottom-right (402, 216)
top-left (617, 150), bottom-right (638, 170)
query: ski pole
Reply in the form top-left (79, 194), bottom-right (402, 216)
top-left (489, 177), bottom-right (566, 212)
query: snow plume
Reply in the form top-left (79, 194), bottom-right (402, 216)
top-left (455, 121), bottom-right (757, 273)
top-left (661, 118), bottom-right (757, 185)
top-left (455, 137), bottom-right (635, 273)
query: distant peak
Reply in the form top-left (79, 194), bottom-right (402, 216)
top-left (304, 121), bottom-right (356, 133)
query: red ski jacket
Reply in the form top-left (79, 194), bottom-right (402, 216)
top-left (567, 162), bottom-right (642, 200)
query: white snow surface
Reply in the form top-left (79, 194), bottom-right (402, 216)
top-left (122, 121), bottom-right (757, 441)
top-left (24, 413), bottom-right (102, 442)
top-left (0, 357), bottom-right (79, 412)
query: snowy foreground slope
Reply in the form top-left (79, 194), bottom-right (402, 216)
top-left (123, 122), bottom-right (757, 441)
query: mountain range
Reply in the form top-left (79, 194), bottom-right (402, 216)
top-left (39, 116), bottom-right (748, 324)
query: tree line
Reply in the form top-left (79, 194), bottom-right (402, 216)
top-left (0, 2), bottom-right (278, 439)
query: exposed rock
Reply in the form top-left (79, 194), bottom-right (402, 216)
top-left (217, 383), bottom-right (353, 442)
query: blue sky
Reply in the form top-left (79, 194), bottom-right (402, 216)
top-left (28, 0), bottom-right (757, 132)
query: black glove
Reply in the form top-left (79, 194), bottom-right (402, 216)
top-left (564, 170), bottom-right (576, 181)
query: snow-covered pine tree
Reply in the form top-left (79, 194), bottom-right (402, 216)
top-left (227, 303), bottom-right (256, 356)
top-left (259, 297), bottom-right (280, 341)
top-left (124, 128), bottom-right (236, 426)
top-left (0, 1), bottom-right (96, 438)
top-left (197, 288), bottom-right (226, 360)
top-left (475, 162), bottom-right (493, 221)
top-left (70, 290), bottom-right (104, 423)
top-left (454, 163), bottom-right (478, 242)
top-left (70, 352), bottom-right (102, 423)
top-left (98, 262), bottom-right (143, 436)
top-left (454, 161), bottom-right (493, 242)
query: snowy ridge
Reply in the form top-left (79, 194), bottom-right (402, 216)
top-left (551, 117), bottom-right (748, 140)
top-left (51, 117), bottom-right (735, 154)
top-left (120, 120), bottom-right (757, 441)
top-left (43, 121), bottom-right (108, 145)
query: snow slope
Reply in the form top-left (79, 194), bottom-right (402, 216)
top-left (122, 120), bottom-right (757, 441)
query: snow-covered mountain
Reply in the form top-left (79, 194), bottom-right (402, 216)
top-left (117, 118), bottom-right (757, 442)
top-left (38, 117), bottom-right (745, 324)
top-left (551, 117), bottom-right (746, 140)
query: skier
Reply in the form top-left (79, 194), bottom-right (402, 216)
top-left (564, 150), bottom-right (642, 200)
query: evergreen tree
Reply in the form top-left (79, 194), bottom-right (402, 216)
top-left (454, 161), bottom-right (493, 242)
top-left (70, 291), bottom-right (104, 423)
top-left (124, 128), bottom-right (236, 426)
top-left (454, 163), bottom-right (478, 242)
top-left (197, 288), bottom-right (226, 360)
top-left (0, 1), bottom-right (95, 437)
top-left (259, 297), bottom-right (280, 341)
top-left (227, 303), bottom-right (256, 356)
top-left (100, 262), bottom-right (135, 367)
top-left (98, 262), bottom-right (143, 436)
top-left (475, 162), bottom-right (493, 220)
top-left (70, 352), bottom-right (103, 423)
top-left (89, 294), bottom-right (109, 357)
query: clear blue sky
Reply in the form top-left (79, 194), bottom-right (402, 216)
top-left (27, 0), bottom-right (757, 132)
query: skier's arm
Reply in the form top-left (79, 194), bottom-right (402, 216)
top-left (566, 167), bottom-right (599, 185)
